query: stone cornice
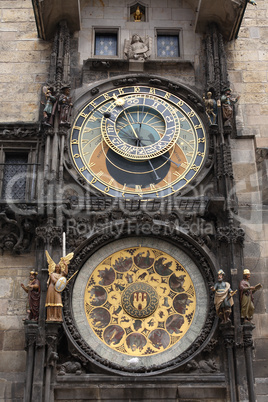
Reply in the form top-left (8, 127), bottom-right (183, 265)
top-left (31, 0), bottom-right (247, 42)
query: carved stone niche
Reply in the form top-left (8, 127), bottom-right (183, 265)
top-left (129, 2), bottom-right (147, 22)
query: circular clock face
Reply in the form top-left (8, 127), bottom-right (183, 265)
top-left (72, 238), bottom-right (209, 370)
top-left (70, 85), bottom-right (207, 198)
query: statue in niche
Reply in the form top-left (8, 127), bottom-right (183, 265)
top-left (239, 269), bottom-right (262, 324)
top-left (41, 86), bottom-right (57, 127)
top-left (124, 34), bottom-right (151, 61)
top-left (203, 91), bottom-right (217, 125)
top-left (21, 270), bottom-right (40, 321)
top-left (211, 269), bottom-right (236, 323)
top-left (45, 251), bottom-right (74, 322)
top-left (221, 87), bottom-right (240, 127)
top-left (59, 87), bottom-right (73, 127)
top-left (134, 6), bottom-right (143, 21)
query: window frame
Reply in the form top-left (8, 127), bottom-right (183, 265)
top-left (93, 27), bottom-right (120, 59)
top-left (0, 145), bottom-right (39, 203)
top-left (155, 29), bottom-right (182, 60)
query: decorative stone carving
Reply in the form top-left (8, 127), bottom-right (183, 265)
top-left (0, 124), bottom-right (39, 139)
top-left (185, 358), bottom-right (219, 373)
top-left (47, 21), bottom-right (71, 95)
top-left (124, 34), bottom-right (152, 61)
top-left (205, 24), bottom-right (229, 98)
top-left (216, 226), bottom-right (245, 244)
top-left (46, 335), bottom-right (59, 367)
top-left (58, 361), bottom-right (82, 375)
top-left (0, 213), bottom-right (35, 254)
top-left (35, 219), bottom-right (63, 246)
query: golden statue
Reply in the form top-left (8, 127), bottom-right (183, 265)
top-left (45, 251), bottom-right (74, 321)
top-left (134, 6), bottom-right (142, 22)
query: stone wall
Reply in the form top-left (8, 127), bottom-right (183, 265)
top-left (0, 0), bottom-right (51, 123)
top-left (79, 0), bottom-right (201, 88)
top-left (0, 0), bottom-right (267, 401)
top-left (0, 252), bottom-right (36, 401)
top-left (227, 1), bottom-right (268, 400)
top-left (0, 2), bottom-right (48, 398)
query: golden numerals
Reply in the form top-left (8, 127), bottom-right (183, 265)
top-left (70, 85), bottom-right (207, 198)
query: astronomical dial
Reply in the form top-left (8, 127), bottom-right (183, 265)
top-left (71, 238), bottom-right (210, 372)
top-left (70, 85), bottom-right (207, 198)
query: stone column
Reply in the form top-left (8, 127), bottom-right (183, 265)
top-left (44, 323), bottom-right (62, 402)
top-left (220, 322), bottom-right (237, 402)
top-left (24, 322), bottom-right (38, 402)
top-left (243, 323), bottom-right (256, 402)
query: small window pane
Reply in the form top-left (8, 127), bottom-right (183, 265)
top-left (95, 33), bottom-right (117, 56)
top-left (157, 35), bottom-right (179, 58)
top-left (2, 154), bottom-right (28, 200)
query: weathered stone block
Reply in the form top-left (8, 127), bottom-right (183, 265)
top-left (0, 278), bottom-right (13, 298)
top-left (243, 71), bottom-right (267, 82)
top-left (2, 9), bottom-right (35, 23)
top-left (152, 7), bottom-right (172, 20)
top-left (3, 330), bottom-right (25, 351)
top-left (0, 351), bottom-right (26, 372)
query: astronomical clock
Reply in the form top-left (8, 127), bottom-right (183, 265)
top-left (63, 80), bottom-right (215, 376)
top-left (70, 84), bottom-right (207, 198)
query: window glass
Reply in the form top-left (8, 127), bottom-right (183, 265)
top-left (2, 154), bottom-right (28, 200)
top-left (157, 35), bottom-right (179, 58)
top-left (95, 33), bottom-right (117, 56)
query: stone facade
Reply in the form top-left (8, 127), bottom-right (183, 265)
top-left (0, 0), bottom-right (267, 401)
top-left (226, 2), bottom-right (268, 400)
top-left (0, 0), bottom-right (51, 123)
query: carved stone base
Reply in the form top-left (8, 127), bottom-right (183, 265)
top-left (129, 59), bottom-right (144, 72)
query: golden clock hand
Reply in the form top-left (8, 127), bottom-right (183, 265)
top-left (121, 109), bottom-right (139, 140)
top-left (112, 94), bottom-right (141, 141)
top-left (110, 105), bottom-right (161, 180)
top-left (103, 112), bottom-right (138, 144)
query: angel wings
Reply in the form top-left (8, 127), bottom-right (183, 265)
top-left (124, 34), bottom-right (152, 61)
top-left (45, 250), bottom-right (74, 275)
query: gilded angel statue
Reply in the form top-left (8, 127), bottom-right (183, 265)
top-left (45, 251), bottom-right (74, 321)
